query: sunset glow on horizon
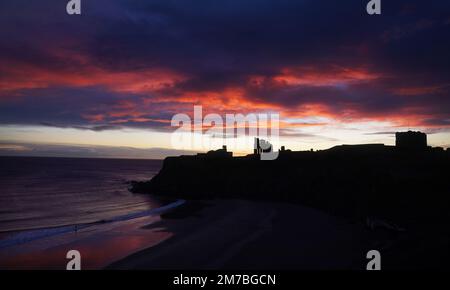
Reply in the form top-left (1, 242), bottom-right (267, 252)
top-left (1, 1), bottom-right (449, 158)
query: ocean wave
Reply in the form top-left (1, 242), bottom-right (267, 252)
top-left (0, 199), bottom-right (185, 249)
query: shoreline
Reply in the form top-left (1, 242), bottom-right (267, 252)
top-left (1, 198), bottom-right (372, 270)
top-left (0, 199), bottom-right (185, 249)
top-left (110, 199), bottom-right (450, 270)
top-left (108, 199), bottom-right (372, 270)
top-left (0, 199), bottom-right (185, 269)
top-left (2, 198), bottom-right (449, 270)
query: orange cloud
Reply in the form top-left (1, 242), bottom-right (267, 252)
top-left (264, 66), bottom-right (380, 87)
top-left (0, 59), bottom-right (186, 97)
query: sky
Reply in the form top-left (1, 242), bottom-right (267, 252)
top-left (0, 0), bottom-right (449, 159)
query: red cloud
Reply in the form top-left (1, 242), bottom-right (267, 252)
top-left (1, 52), bottom-right (449, 132)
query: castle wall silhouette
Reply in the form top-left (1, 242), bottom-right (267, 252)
top-left (395, 131), bottom-right (427, 149)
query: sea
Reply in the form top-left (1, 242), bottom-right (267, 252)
top-left (0, 156), bottom-right (164, 235)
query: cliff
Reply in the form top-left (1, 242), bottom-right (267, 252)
top-left (131, 145), bottom-right (450, 224)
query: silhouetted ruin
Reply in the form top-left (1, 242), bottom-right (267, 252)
top-left (254, 138), bottom-right (273, 155)
top-left (395, 130), bottom-right (427, 150)
top-left (196, 145), bottom-right (232, 159)
top-left (131, 130), bottom-right (450, 236)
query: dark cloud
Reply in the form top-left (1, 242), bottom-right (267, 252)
top-left (39, 122), bottom-right (122, 132)
top-left (0, 0), bottom-right (449, 130)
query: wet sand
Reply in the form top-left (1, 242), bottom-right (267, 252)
top-left (109, 200), bottom-right (371, 270)
top-left (0, 214), bottom-right (172, 270)
top-left (5, 199), bottom-right (445, 270)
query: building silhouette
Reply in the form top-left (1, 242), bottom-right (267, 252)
top-left (395, 131), bottom-right (427, 149)
top-left (197, 145), bottom-right (232, 158)
top-left (254, 138), bottom-right (273, 155)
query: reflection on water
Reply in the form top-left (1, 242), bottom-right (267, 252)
top-left (0, 215), bottom-right (174, 270)
top-left (0, 157), bottom-right (177, 269)
top-left (0, 157), bottom-right (163, 232)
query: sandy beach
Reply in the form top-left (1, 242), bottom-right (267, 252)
top-left (2, 198), bottom-right (450, 270)
top-left (0, 199), bottom-right (370, 270)
top-left (108, 200), bottom-right (371, 270)
top-left (0, 214), bottom-right (171, 270)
